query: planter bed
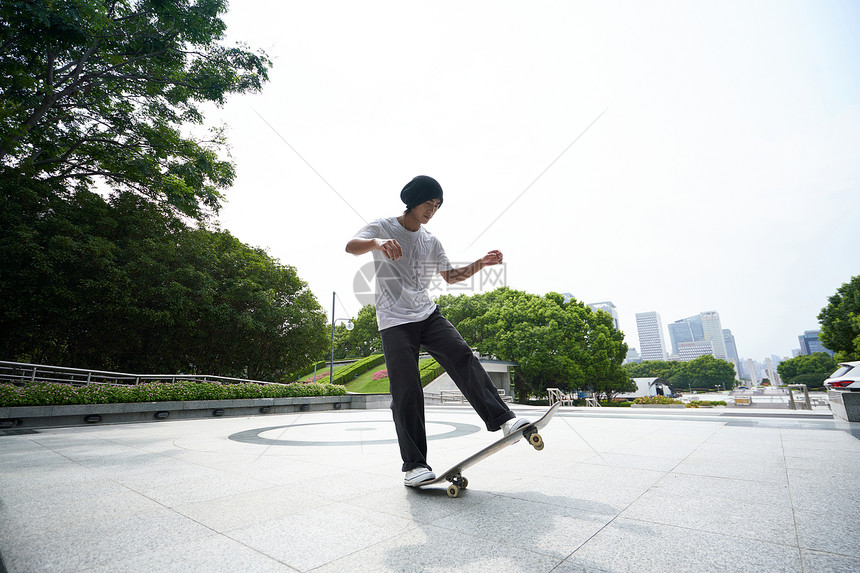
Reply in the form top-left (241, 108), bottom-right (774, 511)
top-left (0, 395), bottom-right (375, 429)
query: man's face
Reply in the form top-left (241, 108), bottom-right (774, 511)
top-left (414, 199), bottom-right (442, 224)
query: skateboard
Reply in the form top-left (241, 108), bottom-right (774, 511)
top-left (415, 402), bottom-right (561, 497)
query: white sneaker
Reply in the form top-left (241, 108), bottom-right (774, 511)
top-left (404, 467), bottom-right (436, 487)
top-left (502, 417), bottom-right (531, 437)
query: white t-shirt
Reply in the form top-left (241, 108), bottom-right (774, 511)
top-left (353, 217), bottom-right (453, 330)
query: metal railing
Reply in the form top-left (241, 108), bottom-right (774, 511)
top-left (0, 361), bottom-right (284, 387)
top-left (787, 384), bottom-right (812, 410)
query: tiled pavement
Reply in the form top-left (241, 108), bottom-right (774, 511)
top-left (1, 405), bottom-right (858, 572)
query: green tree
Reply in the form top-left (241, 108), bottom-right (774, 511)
top-left (818, 276), bottom-right (860, 361)
top-left (437, 288), bottom-right (631, 402)
top-left (332, 304), bottom-right (381, 359)
top-left (623, 360), bottom-right (682, 381)
top-left (776, 353), bottom-right (837, 388)
top-left (0, 0), bottom-right (270, 219)
top-left (0, 187), bottom-right (327, 379)
top-left (670, 355), bottom-right (736, 390)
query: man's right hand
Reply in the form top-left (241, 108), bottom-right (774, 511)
top-left (375, 238), bottom-right (402, 260)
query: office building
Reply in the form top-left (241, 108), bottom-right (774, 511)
top-left (588, 301), bottom-right (620, 331)
top-left (624, 347), bottom-right (642, 364)
top-left (678, 340), bottom-right (714, 361)
top-left (765, 356), bottom-right (782, 385)
top-left (669, 312), bottom-right (730, 360)
top-left (684, 314), bottom-right (705, 341)
top-left (636, 311), bottom-right (667, 361)
top-left (798, 330), bottom-right (834, 356)
top-left (700, 311), bottom-right (728, 360)
top-left (747, 358), bottom-right (759, 385)
top-left (723, 329), bottom-right (740, 364)
top-left (668, 320), bottom-right (695, 356)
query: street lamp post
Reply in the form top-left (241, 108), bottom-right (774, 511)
top-left (330, 291), bottom-right (354, 382)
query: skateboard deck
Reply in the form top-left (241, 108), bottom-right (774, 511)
top-left (415, 402), bottom-right (561, 497)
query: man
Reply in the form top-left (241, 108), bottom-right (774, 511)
top-left (346, 175), bottom-right (529, 487)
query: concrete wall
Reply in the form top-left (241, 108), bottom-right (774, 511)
top-left (0, 394), bottom-right (392, 430)
top-left (423, 359), bottom-right (513, 398)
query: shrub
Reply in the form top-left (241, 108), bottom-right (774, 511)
top-left (787, 372), bottom-right (829, 390)
top-left (331, 354), bottom-right (386, 385)
top-left (371, 369), bottom-right (389, 381)
top-left (686, 400), bottom-right (728, 408)
top-left (633, 396), bottom-right (684, 405)
top-left (419, 358), bottom-right (445, 386)
top-left (600, 401), bottom-right (633, 407)
top-left (0, 381), bottom-right (346, 407)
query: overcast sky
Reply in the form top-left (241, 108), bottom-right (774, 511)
top-left (207, 0), bottom-right (860, 362)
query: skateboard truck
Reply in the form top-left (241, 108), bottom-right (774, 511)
top-left (524, 427), bottom-right (544, 450)
top-left (446, 474), bottom-right (469, 498)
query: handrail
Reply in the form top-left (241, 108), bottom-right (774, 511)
top-left (787, 384), bottom-right (812, 410)
top-left (0, 360), bottom-right (284, 386)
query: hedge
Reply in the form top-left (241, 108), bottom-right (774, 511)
top-left (0, 381), bottom-right (346, 408)
top-left (686, 400), bottom-right (728, 408)
top-left (331, 354), bottom-right (386, 385)
top-left (632, 396), bottom-right (684, 405)
top-left (419, 358), bottom-right (445, 386)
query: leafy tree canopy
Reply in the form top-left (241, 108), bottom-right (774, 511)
top-left (624, 356), bottom-right (736, 391)
top-left (332, 304), bottom-right (381, 360)
top-left (776, 352), bottom-right (838, 383)
top-left (623, 360), bottom-right (682, 380)
top-left (818, 276), bottom-right (860, 361)
top-left (0, 0), bottom-right (270, 219)
top-left (671, 354), bottom-right (736, 390)
top-left (0, 184), bottom-right (327, 380)
top-left (437, 288), bottom-right (632, 401)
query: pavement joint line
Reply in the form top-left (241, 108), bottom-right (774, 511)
top-left (780, 427), bottom-right (805, 554)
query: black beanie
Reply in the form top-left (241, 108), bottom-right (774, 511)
top-left (400, 175), bottom-right (443, 210)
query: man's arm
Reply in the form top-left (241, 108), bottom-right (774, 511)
top-left (346, 237), bottom-right (403, 260)
top-left (440, 250), bottom-right (503, 285)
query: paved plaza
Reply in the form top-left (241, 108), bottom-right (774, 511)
top-left (1, 405), bottom-right (858, 572)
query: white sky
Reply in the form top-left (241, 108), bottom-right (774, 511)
top-left (208, 0), bottom-right (860, 362)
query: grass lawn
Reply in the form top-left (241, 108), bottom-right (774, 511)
top-left (344, 357), bottom-right (436, 394)
top-left (298, 363), bottom-right (351, 383)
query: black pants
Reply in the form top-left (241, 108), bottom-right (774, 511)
top-left (381, 307), bottom-right (515, 472)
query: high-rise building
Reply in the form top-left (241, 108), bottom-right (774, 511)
top-left (747, 358), bottom-right (759, 385)
top-left (636, 311), bottom-right (667, 361)
top-left (700, 311), bottom-right (728, 360)
top-left (798, 330), bottom-right (834, 356)
top-left (668, 320), bottom-right (695, 356)
top-left (678, 340), bottom-right (714, 361)
top-left (687, 314), bottom-right (705, 341)
top-left (723, 329), bottom-right (740, 364)
top-left (588, 301), bottom-right (620, 331)
top-left (669, 312), bottom-right (730, 361)
top-left (765, 357), bottom-right (782, 385)
top-left (624, 347), bottom-right (642, 364)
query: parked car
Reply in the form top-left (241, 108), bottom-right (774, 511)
top-left (823, 361), bottom-right (860, 391)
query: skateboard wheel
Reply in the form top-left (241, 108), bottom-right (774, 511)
top-left (447, 484), bottom-right (460, 498)
top-left (460, 477), bottom-right (468, 489)
top-left (529, 433), bottom-right (544, 450)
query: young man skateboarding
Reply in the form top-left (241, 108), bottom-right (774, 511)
top-left (346, 175), bottom-right (530, 487)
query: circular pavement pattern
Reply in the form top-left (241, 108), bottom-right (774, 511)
top-left (228, 419), bottom-right (481, 447)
